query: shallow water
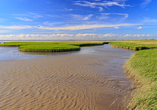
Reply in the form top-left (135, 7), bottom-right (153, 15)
top-left (0, 46), bottom-right (78, 61)
top-left (0, 44), bottom-right (135, 110)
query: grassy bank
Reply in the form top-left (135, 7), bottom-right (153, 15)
top-left (0, 41), bottom-right (106, 52)
top-left (109, 40), bottom-right (157, 109)
top-left (109, 40), bottom-right (157, 50)
top-left (124, 49), bottom-right (157, 110)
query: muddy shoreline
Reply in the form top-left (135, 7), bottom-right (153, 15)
top-left (0, 45), bottom-right (135, 110)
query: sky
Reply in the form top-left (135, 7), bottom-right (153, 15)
top-left (0, 0), bottom-right (157, 40)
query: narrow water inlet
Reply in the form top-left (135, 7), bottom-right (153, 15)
top-left (0, 44), bottom-right (135, 110)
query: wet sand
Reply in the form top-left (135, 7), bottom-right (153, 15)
top-left (0, 45), bottom-right (135, 110)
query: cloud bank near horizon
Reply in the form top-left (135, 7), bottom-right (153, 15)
top-left (0, 34), bottom-right (156, 41)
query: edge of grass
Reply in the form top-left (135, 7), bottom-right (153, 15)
top-left (0, 41), bottom-right (108, 52)
top-left (109, 42), bottom-right (157, 51)
top-left (109, 41), bottom-right (157, 110)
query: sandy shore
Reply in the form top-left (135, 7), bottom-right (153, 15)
top-left (0, 45), bottom-right (134, 110)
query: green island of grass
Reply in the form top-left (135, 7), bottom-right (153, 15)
top-left (0, 41), bottom-right (108, 52)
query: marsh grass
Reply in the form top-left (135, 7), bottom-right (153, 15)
top-left (124, 49), bottom-right (157, 110)
top-left (109, 41), bottom-right (157, 50)
top-left (19, 44), bottom-right (80, 52)
top-left (0, 41), bottom-right (105, 52)
top-left (110, 40), bottom-right (157, 109)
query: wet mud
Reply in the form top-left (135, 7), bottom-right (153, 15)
top-left (0, 45), bottom-right (135, 110)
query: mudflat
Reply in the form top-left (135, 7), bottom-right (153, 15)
top-left (0, 45), bottom-right (134, 110)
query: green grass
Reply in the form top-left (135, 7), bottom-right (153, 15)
top-left (109, 42), bottom-right (157, 50)
top-left (0, 41), bottom-right (105, 52)
top-left (19, 44), bottom-right (80, 52)
top-left (109, 40), bottom-right (157, 109)
top-left (60, 41), bottom-right (107, 46)
top-left (124, 49), bottom-right (157, 110)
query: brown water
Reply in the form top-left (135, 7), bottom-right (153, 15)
top-left (0, 44), bottom-right (135, 110)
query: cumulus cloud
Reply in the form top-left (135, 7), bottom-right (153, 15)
top-left (0, 34), bottom-right (156, 40)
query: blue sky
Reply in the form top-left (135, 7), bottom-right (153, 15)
top-left (0, 0), bottom-right (157, 40)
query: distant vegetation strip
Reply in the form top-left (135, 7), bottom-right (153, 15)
top-left (0, 41), bottom-right (107, 52)
top-left (109, 40), bottom-right (157, 110)
top-left (109, 40), bottom-right (157, 50)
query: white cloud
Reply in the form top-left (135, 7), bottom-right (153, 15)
top-left (0, 23), bottom-right (140, 30)
top-left (143, 17), bottom-right (157, 22)
top-left (114, 26), bottom-right (119, 29)
top-left (71, 14), bottom-right (93, 20)
top-left (0, 25), bottom-right (35, 29)
top-left (137, 27), bottom-right (142, 29)
top-left (37, 23), bottom-right (139, 30)
top-left (13, 12), bottom-right (43, 21)
top-left (0, 34), bottom-right (156, 40)
top-left (141, 0), bottom-right (152, 8)
top-left (29, 12), bottom-right (43, 19)
top-left (83, 14), bottom-right (93, 20)
top-left (43, 22), bottom-right (63, 26)
top-left (99, 7), bottom-right (103, 11)
top-left (98, 13), bottom-right (129, 20)
top-left (15, 17), bottom-right (33, 21)
top-left (102, 13), bottom-right (129, 19)
top-left (59, 8), bottom-right (73, 11)
top-left (0, 30), bottom-right (11, 33)
top-left (74, 1), bottom-right (130, 9)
